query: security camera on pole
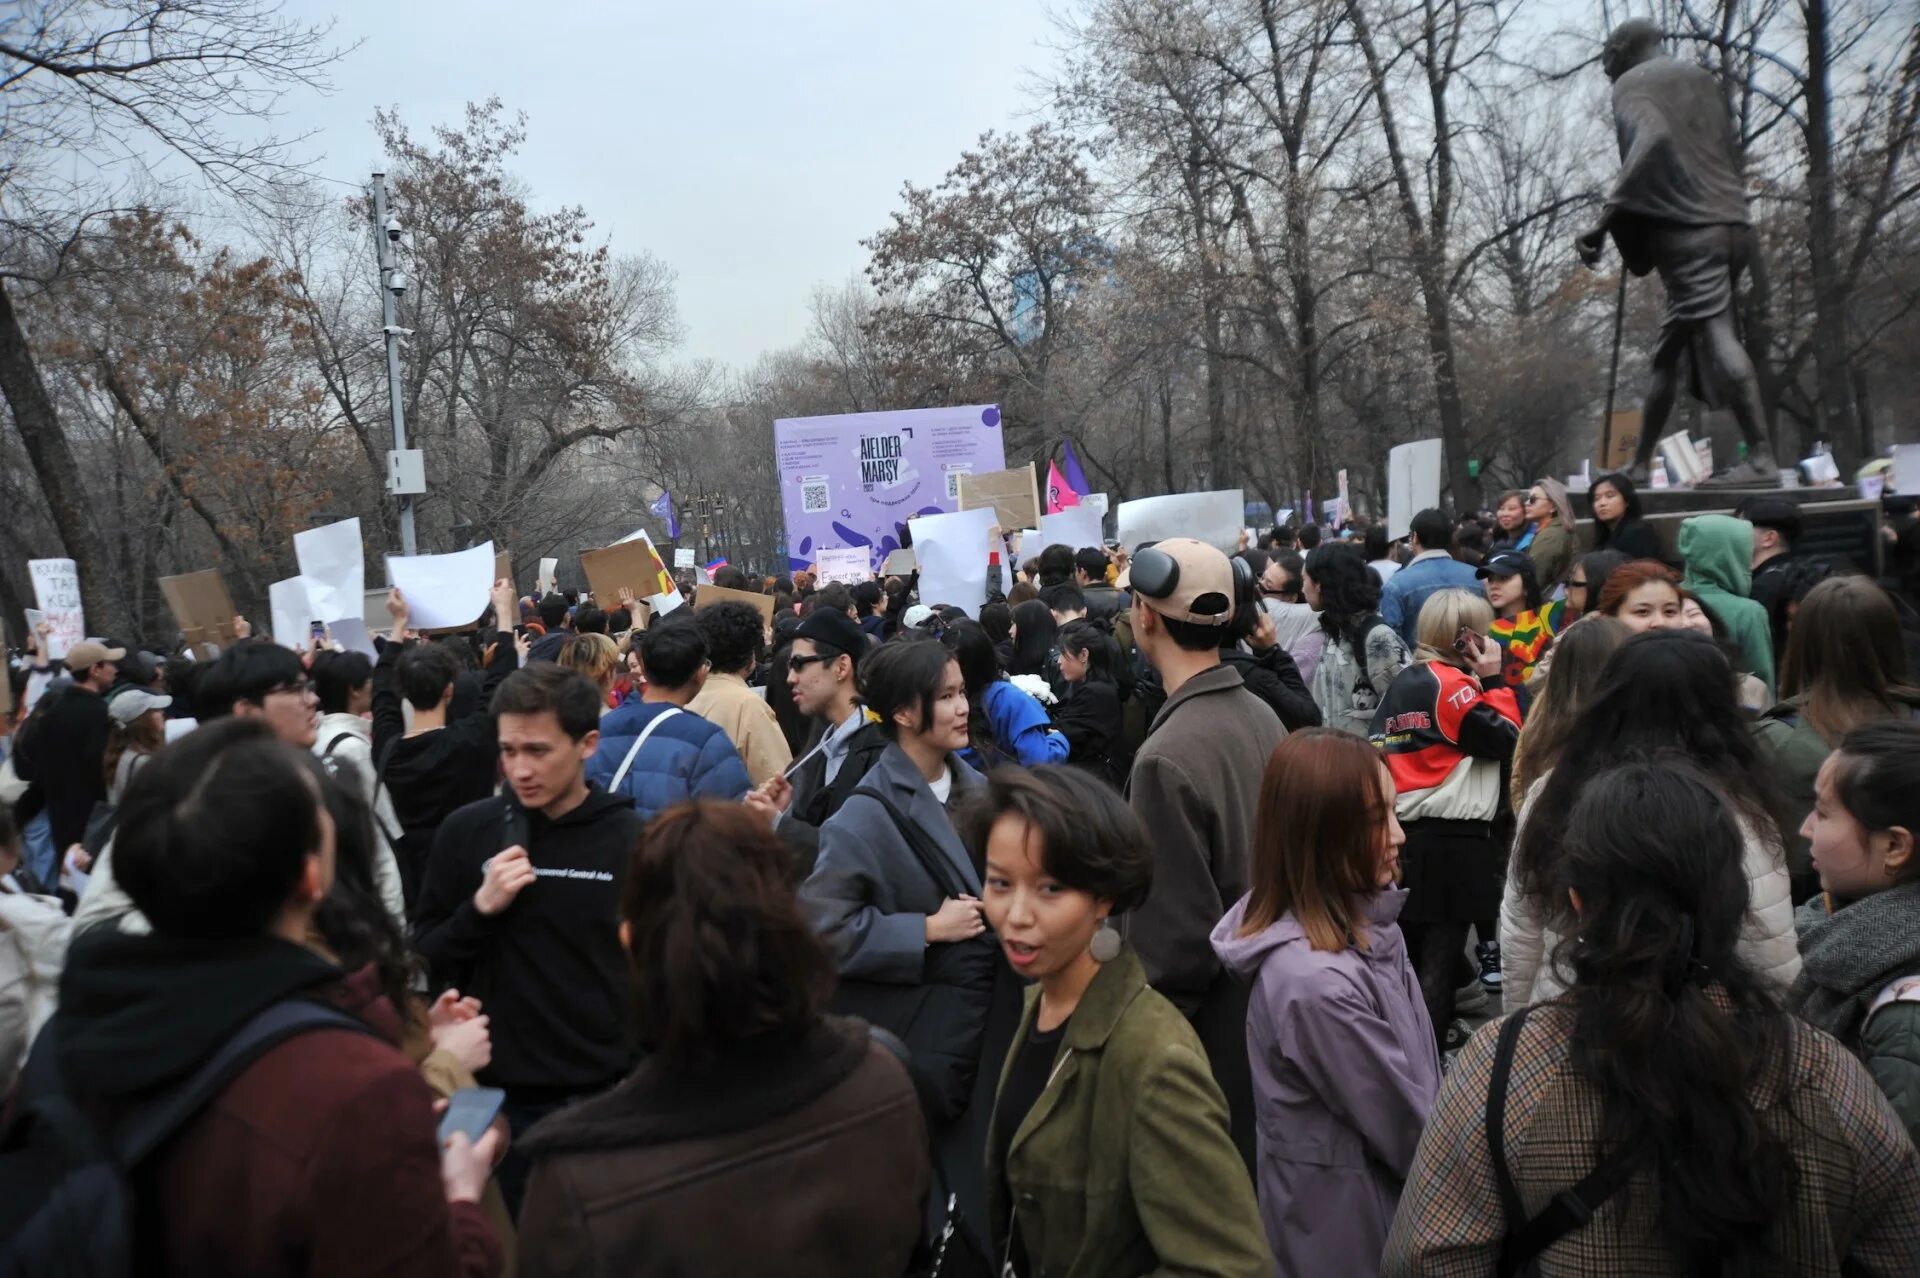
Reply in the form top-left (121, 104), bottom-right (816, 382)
top-left (371, 170), bottom-right (422, 554)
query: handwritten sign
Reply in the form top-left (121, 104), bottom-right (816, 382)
top-left (28, 559), bottom-right (84, 660)
top-left (815, 545), bottom-right (872, 585)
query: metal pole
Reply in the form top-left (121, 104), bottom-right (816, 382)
top-left (371, 171), bottom-right (416, 555)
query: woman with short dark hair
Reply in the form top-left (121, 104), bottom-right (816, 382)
top-left (799, 638), bottom-right (1019, 1257)
top-left (517, 802), bottom-right (929, 1277)
top-left (970, 766), bottom-right (1270, 1278)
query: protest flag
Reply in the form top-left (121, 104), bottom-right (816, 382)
top-left (1045, 461), bottom-right (1081, 515)
top-left (1059, 439), bottom-right (1091, 495)
top-left (650, 490), bottom-right (681, 540)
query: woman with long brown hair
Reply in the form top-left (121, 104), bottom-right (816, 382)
top-left (1756, 575), bottom-right (1920, 901)
top-left (1212, 729), bottom-right (1439, 1276)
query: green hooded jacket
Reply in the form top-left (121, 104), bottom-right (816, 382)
top-left (1679, 514), bottom-right (1776, 700)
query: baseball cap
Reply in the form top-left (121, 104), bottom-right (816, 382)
top-left (65, 639), bottom-right (128, 672)
top-left (109, 687), bottom-right (173, 725)
top-left (1735, 496), bottom-right (1802, 542)
top-left (794, 608), bottom-right (868, 666)
top-left (1475, 550), bottom-right (1536, 580)
top-left (1116, 537), bottom-right (1235, 626)
top-left (902, 604), bottom-right (935, 631)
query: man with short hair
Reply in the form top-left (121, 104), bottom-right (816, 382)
top-left (757, 609), bottom-right (886, 876)
top-left (1045, 583), bottom-right (1088, 625)
top-left (586, 616), bottom-right (750, 822)
top-left (413, 662), bottom-right (647, 1214)
top-left (1297, 523), bottom-right (1323, 551)
top-left (525, 593), bottom-right (574, 663)
top-left (1256, 552), bottom-right (1321, 655)
top-left (688, 601), bottom-right (792, 785)
top-left (72, 637), bottom-right (330, 938)
top-left (572, 606), bottom-right (608, 637)
top-left (373, 583), bottom-right (521, 907)
top-left (1381, 507), bottom-right (1485, 648)
top-left (1074, 547), bottom-right (1125, 622)
top-left (1738, 495), bottom-right (1805, 658)
top-left (12, 638), bottom-right (122, 853)
top-left (1121, 538), bottom-right (1286, 1167)
top-left (849, 580), bottom-right (887, 641)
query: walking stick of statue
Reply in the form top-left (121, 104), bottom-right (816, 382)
top-left (1601, 270), bottom-right (1627, 466)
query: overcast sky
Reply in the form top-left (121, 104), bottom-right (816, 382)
top-left (270, 1), bottom-right (1062, 369)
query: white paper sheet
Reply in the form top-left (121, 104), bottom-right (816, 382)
top-left (1891, 443), bottom-right (1920, 497)
top-left (386, 542), bottom-right (496, 630)
top-left (1082, 492), bottom-right (1109, 517)
top-left (1114, 490), bottom-right (1244, 552)
top-left (269, 575), bottom-right (323, 649)
top-left (328, 617), bottom-right (378, 658)
top-left (1039, 505), bottom-right (1104, 555)
top-left (536, 557), bottom-right (558, 596)
top-left (815, 546), bottom-right (872, 585)
top-left (1387, 439), bottom-right (1444, 541)
top-left (293, 517), bottom-right (366, 624)
top-left (28, 559), bottom-right (84, 660)
top-left (907, 506), bottom-right (999, 618)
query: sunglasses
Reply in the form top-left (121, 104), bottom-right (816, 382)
top-left (786, 653), bottom-right (833, 673)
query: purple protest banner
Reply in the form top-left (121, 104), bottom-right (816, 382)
top-left (773, 405), bottom-right (1006, 573)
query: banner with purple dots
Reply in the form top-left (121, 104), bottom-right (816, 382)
top-left (773, 404), bottom-right (1005, 574)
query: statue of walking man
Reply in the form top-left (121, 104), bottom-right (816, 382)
top-left (1578, 19), bottom-right (1780, 486)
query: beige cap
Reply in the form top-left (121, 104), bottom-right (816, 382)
top-left (65, 640), bottom-right (128, 672)
top-left (1116, 538), bottom-right (1236, 626)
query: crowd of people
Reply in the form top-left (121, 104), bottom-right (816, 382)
top-left (1, 472), bottom-right (1919, 1275)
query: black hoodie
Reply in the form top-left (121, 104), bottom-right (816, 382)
top-left (413, 786), bottom-right (646, 1091)
top-left (55, 931), bottom-right (345, 1101)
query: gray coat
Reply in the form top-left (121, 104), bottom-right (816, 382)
top-left (1212, 888), bottom-right (1440, 1277)
top-left (800, 742), bottom-right (984, 983)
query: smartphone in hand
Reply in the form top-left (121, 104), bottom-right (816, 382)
top-left (437, 1086), bottom-right (506, 1145)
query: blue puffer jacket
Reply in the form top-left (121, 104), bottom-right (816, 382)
top-left (585, 700), bottom-right (751, 823)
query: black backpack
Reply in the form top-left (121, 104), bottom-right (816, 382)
top-left (0, 999), bottom-right (374, 1277)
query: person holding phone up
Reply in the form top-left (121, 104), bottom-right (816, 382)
top-left (1368, 589), bottom-right (1522, 1061)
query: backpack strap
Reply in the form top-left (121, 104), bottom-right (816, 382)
top-left (608, 706), bottom-right (684, 793)
top-left (863, 786), bottom-right (970, 902)
top-left (321, 732), bottom-right (358, 758)
top-left (1488, 1006), bottom-right (1642, 1278)
top-left (113, 1000), bottom-right (375, 1166)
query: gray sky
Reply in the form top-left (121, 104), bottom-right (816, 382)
top-left (273, 1), bottom-right (1061, 369)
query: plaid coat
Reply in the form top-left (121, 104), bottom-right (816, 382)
top-left (1383, 1003), bottom-right (1920, 1276)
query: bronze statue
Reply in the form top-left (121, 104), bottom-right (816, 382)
top-left (1578, 19), bottom-right (1779, 486)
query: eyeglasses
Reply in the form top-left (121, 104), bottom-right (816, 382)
top-left (786, 653), bottom-right (832, 673)
top-left (265, 679), bottom-right (312, 698)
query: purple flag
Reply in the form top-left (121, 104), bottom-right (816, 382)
top-left (650, 490), bottom-right (680, 540)
top-left (1059, 439), bottom-right (1090, 495)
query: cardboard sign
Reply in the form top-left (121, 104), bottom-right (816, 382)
top-left (581, 534), bottom-right (678, 607)
top-left (159, 570), bottom-right (239, 657)
top-left (958, 464), bottom-right (1041, 532)
top-left (494, 550), bottom-right (512, 588)
top-left (1600, 410), bottom-right (1641, 472)
top-left (693, 583), bottom-right (774, 626)
top-left (815, 545), bottom-right (872, 585)
top-left (28, 559), bottom-right (84, 660)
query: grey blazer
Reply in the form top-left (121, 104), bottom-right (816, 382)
top-left (799, 742), bottom-right (983, 985)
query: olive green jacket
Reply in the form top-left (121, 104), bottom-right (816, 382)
top-left (985, 947), bottom-right (1271, 1278)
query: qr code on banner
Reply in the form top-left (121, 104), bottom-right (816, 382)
top-left (800, 476), bottom-right (830, 513)
top-left (944, 465), bottom-right (971, 500)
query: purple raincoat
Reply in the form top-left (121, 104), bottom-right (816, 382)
top-left (1210, 888), bottom-right (1440, 1277)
